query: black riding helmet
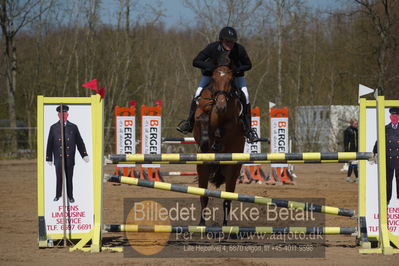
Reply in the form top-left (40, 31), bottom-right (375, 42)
top-left (219, 26), bottom-right (238, 42)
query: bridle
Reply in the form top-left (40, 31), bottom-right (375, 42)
top-left (197, 83), bottom-right (234, 106)
top-left (216, 69), bottom-right (231, 76)
top-left (197, 52), bottom-right (234, 106)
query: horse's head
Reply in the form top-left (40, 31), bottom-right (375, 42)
top-left (212, 51), bottom-right (233, 113)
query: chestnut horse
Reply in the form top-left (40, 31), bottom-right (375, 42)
top-left (194, 51), bottom-right (245, 226)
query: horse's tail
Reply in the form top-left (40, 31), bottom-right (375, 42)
top-left (209, 166), bottom-right (225, 188)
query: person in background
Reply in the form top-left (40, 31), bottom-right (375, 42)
top-left (343, 118), bottom-right (358, 182)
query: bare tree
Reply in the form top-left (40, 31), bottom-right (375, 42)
top-left (275, 0), bottom-right (284, 106)
top-left (0, 0), bottom-right (52, 154)
top-left (183, 0), bottom-right (262, 42)
top-left (264, 0), bottom-right (303, 106)
top-left (354, 0), bottom-right (399, 95)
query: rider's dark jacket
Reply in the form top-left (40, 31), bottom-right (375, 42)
top-left (193, 41), bottom-right (252, 77)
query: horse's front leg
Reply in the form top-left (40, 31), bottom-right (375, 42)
top-left (223, 199), bottom-right (231, 226)
top-left (222, 166), bottom-right (239, 226)
top-left (212, 127), bottom-right (224, 151)
top-left (199, 196), bottom-right (209, 226)
top-left (198, 113), bottom-right (210, 152)
top-left (197, 165), bottom-right (210, 226)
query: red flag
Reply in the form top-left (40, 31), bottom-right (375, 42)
top-left (97, 88), bottom-right (105, 99)
top-left (129, 101), bottom-right (136, 107)
top-left (82, 79), bottom-right (98, 91)
top-left (154, 100), bottom-right (163, 107)
top-left (82, 79), bottom-right (105, 99)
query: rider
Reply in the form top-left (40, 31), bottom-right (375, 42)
top-left (176, 26), bottom-right (259, 143)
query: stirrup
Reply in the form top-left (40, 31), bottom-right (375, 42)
top-left (176, 120), bottom-right (193, 134)
top-left (245, 129), bottom-right (259, 143)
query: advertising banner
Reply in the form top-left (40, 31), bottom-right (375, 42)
top-left (142, 115), bottom-right (161, 168)
top-left (43, 104), bottom-right (93, 234)
top-left (116, 116), bottom-right (136, 167)
top-left (271, 117), bottom-right (288, 167)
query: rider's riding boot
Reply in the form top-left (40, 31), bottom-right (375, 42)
top-left (241, 102), bottom-right (260, 143)
top-left (176, 98), bottom-right (197, 134)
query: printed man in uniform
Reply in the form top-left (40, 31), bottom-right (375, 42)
top-left (373, 107), bottom-right (399, 205)
top-left (46, 105), bottom-right (89, 203)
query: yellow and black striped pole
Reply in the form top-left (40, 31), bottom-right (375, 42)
top-left (106, 175), bottom-right (355, 217)
top-left (109, 152), bottom-right (373, 164)
top-left (105, 224), bottom-right (356, 235)
top-left (113, 160), bottom-right (353, 165)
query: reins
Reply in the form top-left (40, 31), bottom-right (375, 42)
top-left (198, 53), bottom-right (235, 106)
top-left (198, 85), bottom-right (235, 105)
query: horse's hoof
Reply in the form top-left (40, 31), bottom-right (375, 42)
top-left (211, 142), bottom-right (223, 151)
top-left (215, 232), bottom-right (226, 239)
top-left (200, 141), bottom-right (209, 152)
top-left (200, 145), bottom-right (208, 152)
top-left (227, 233), bottom-right (239, 240)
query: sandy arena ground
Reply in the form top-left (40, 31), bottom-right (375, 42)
top-left (0, 159), bottom-right (397, 265)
